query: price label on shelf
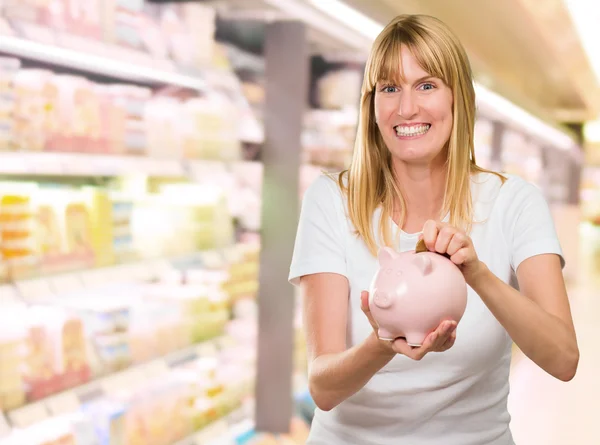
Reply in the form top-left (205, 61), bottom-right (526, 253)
top-left (80, 269), bottom-right (107, 288)
top-left (101, 374), bottom-right (128, 396)
top-left (141, 360), bottom-right (169, 380)
top-left (8, 402), bottom-right (48, 428)
top-left (46, 392), bottom-right (80, 416)
top-left (121, 263), bottom-right (148, 282)
top-left (123, 369), bottom-right (146, 388)
top-left (166, 347), bottom-right (198, 368)
top-left (196, 340), bottom-right (219, 357)
top-left (0, 284), bottom-right (19, 305)
top-left (0, 412), bottom-right (11, 438)
top-left (77, 383), bottom-right (104, 404)
top-left (150, 260), bottom-right (173, 280)
top-left (49, 273), bottom-right (83, 295)
top-left (201, 251), bottom-right (224, 269)
top-left (194, 420), bottom-right (230, 444)
top-left (15, 279), bottom-right (54, 303)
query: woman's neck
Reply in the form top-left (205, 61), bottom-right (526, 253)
top-left (391, 160), bottom-right (447, 233)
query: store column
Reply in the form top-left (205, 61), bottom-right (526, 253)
top-left (490, 120), bottom-right (505, 171)
top-left (255, 20), bottom-right (309, 433)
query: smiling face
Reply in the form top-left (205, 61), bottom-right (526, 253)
top-left (374, 45), bottom-right (454, 166)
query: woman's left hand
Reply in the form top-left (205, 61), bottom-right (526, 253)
top-left (421, 220), bottom-right (486, 284)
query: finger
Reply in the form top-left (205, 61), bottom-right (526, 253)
top-left (450, 247), bottom-right (470, 266)
top-left (391, 338), bottom-right (421, 359)
top-left (360, 290), bottom-right (369, 312)
top-left (439, 330), bottom-right (457, 351)
top-left (422, 220), bottom-right (439, 251)
top-left (410, 330), bottom-right (439, 360)
top-left (434, 225), bottom-right (454, 255)
top-left (446, 231), bottom-right (468, 257)
top-left (432, 321), bottom-right (457, 350)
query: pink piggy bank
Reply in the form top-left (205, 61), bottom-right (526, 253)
top-left (368, 246), bottom-right (468, 347)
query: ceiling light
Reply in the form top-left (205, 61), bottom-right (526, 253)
top-left (564, 0), bottom-right (600, 83)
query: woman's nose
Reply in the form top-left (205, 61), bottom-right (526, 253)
top-left (397, 90), bottom-right (418, 119)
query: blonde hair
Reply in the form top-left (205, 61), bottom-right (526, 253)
top-left (339, 14), bottom-right (504, 256)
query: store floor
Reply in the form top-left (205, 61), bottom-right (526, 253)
top-left (508, 248), bottom-right (600, 445)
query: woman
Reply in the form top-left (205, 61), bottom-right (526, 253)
top-left (288, 14), bottom-right (579, 445)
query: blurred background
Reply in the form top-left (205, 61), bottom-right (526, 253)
top-left (0, 0), bottom-right (597, 444)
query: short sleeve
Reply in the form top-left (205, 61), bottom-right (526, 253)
top-left (288, 175), bottom-right (348, 286)
top-left (502, 176), bottom-right (565, 272)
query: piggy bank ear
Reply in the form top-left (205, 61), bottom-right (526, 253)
top-left (413, 254), bottom-right (433, 276)
top-left (377, 247), bottom-right (397, 266)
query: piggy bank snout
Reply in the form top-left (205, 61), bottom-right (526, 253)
top-left (372, 290), bottom-right (393, 309)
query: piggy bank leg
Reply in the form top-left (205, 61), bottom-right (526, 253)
top-left (377, 328), bottom-right (395, 341)
top-left (404, 333), bottom-right (425, 348)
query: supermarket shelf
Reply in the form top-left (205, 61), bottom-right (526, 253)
top-left (0, 249), bottom-right (214, 305)
top-left (0, 152), bottom-right (257, 177)
top-left (173, 406), bottom-right (254, 445)
top-left (5, 336), bottom-right (228, 430)
top-left (0, 34), bottom-right (207, 91)
top-left (0, 152), bottom-right (184, 177)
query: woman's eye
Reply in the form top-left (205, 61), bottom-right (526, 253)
top-left (381, 85), bottom-right (398, 93)
top-left (419, 83), bottom-right (436, 91)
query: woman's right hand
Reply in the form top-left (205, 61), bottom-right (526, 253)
top-left (360, 291), bottom-right (457, 361)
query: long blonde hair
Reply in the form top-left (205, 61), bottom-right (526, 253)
top-left (339, 14), bottom-right (504, 256)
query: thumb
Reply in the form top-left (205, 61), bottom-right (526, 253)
top-left (360, 290), bottom-right (370, 312)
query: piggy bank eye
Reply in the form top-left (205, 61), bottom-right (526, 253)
top-left (385, 268), bottom-right (392, 274)
top-left (396, 270), bottom-right (403, 277)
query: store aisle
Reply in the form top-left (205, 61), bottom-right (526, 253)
top-left (508, 269), bottom-right (600, 445)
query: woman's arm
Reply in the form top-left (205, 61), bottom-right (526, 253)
top-left (468, 254), bottom-right (579, 382)
top-left (301, 273), bottom-right (395, 412)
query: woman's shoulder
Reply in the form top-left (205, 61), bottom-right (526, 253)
top-left (471, 170), bottom-right (541, 202)
top-left (303, 171), bottom-right (347, 203)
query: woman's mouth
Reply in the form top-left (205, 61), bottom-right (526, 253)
top-left (394, 124), bottom-right (431, 139)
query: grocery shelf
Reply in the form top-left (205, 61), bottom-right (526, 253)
top-left (0, 152), bottom-right (256, 178)
top-left (173, 407), bottom-right (254, 445)
top-left (0, 152), bottom-right (184, 177)
top-left (5, 336), bottom-right (227, 430)
top-left (0, 34), bottom-right (207, 91)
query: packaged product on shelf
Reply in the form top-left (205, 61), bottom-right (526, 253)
top-left (112, 0), bottom-right (146, 49)
top-left (95, 85), bottom-right (127, 154)
top-left (44, 307), bottom-right (91, 390)
top-left (158, 5), bottom-right (195, 68)
top-left (80, 398), bottom-right (126, 445)
top-left (45, 75), bottom-right (102, 153)
top-left (144, 96), bottom-right (183, 159)
top-left (181, 3), bottom-right (217, 68)
top-left (0, 310), bottom-right (26, 411)
top-left (12, 69), bottom-right (56, 152)
top-left (181, 94), bottom-right (241, 161)
top-left (31, 189), bottom-right (95, 274)
top-left (141, 283), bottom-right (229, 345)
top-left (64, 0), bottom-right (103, 39)
top-left (131, 186), bottom-right (233, 258)
top-left (110, 193), bottom-right (137, 263)
top-left (58, 293), bottom-right (132, 375)
top-left (82, 188), bottom-right (115, 267)
top-left (2, 0), bottom-right (68, 30)
top-left (0, 57), bottom-right (20, 152)
top-left (107, 84), bottom-right (150, 156)
top-left (22, 307), bottom-right (61, 401)
top-left (0, 186), bottom-right (39, 280)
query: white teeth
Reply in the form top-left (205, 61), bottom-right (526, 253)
top-left (395, 124), bottom-right (430, 136)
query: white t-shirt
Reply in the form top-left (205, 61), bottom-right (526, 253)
top-left (288, 171), bottom-right (564, 445)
